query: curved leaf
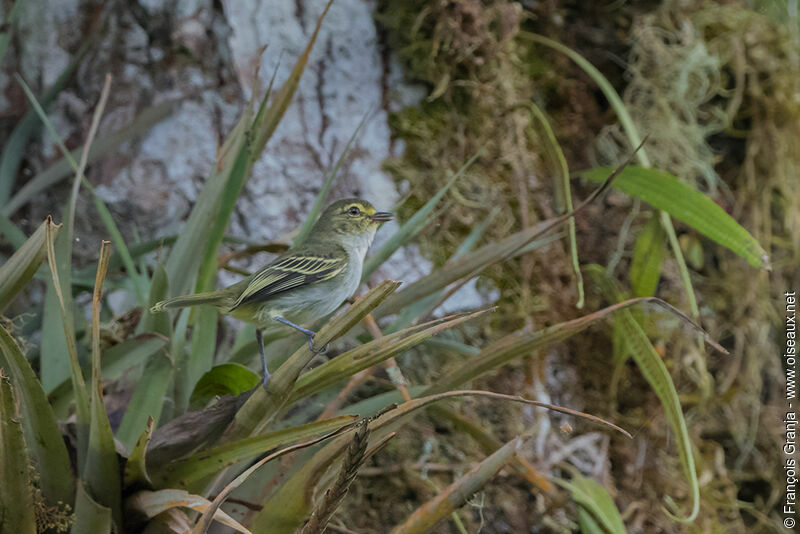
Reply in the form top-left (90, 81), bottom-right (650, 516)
top-left (126, 489), bottom-right (251, 534)
top-left (0, 325), bottom-right (75, 507)
top-left (0, 370), bottom-right (37, 534)
top-left (554, 474), bottom-right (627, 534)
top-left (586, 265), bottom-right (699, 522)
top-left (0, 217), bottom-right (60, 313)
top-left (152, 415), bottom-right (357, 489)
top-left (580, 166), bottom-right (768, 269)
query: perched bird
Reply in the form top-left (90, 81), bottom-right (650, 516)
top-left (151, 198), bottom-right (393, 386)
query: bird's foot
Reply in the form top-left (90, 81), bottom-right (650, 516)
top-left (305, 333), bottom-right (329, 354)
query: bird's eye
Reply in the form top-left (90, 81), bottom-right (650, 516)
top-left (347, 206), bottom-right (360, 216)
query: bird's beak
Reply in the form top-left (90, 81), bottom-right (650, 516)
top-left (370, 211), bottom-right (394, 223)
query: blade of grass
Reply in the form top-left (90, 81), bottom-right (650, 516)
top-left (554, 472), bottom-right (627, 534)
top-left (0, 17), bottom-right (100, 206)
top-left (363, 150), bottom-right (481, 279)
top-left (527, 102), bottom-right (584, 308)
top-left (0, 217), bottom-right (60, 313)
top-left (44, 216), bottom-right (90, 465)
top-left (290, 309), bottom-right (490, 401)
top-left (124, 416), bottom-right (155, 490)
top-left (294, 110), bottom-right (371, 245)
top-left (151, 415), bottom-right (358, 489)
top-left (424, 296), bottom-right (726, 396)
top-left (630, 213), bottom-right (666, 297)
top-left (16, 73), bottom-right (149, 303)
top-left (0, 369), bottom-right (38, 534)
top-left (585, 264), bottom-right (700, 522)
top-left (2, 98), bottom-right (179, 217)
top-left (0, 324), bottom-right (75, 507)
top-left (82, 240), bottom-right (122, 528)
top-left (72, 481), bottom-right (112, 534)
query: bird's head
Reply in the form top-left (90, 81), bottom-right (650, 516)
top-left (311, 198), bottom-right (393, 242)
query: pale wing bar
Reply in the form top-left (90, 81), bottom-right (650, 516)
top-left (232, 252), bottom-right (347, 309)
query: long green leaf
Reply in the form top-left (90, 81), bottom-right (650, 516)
top-left (0, 22), bottom-right (98, 206)
top-left (0, 217), bottom-right (60, 313)
top-left (162, 100), bottom-right (253, 299)
top-left (630, 213), bottom-right (666, 297)
top-left (554, 473), bottom-right (627, 534)
top-left (16, 73), bottom-right (149, 303)
top-left (290, 309), bottom-right (490, 401)
top-left (44, 219), bottom-right (90, 462)
top-left (294, 110), bottom-right (370, 244)
top-left (585, 265), bottom-right (699, 522)
top-left (581, 166), bottom-right (769, 268)
top-left (151, 415), bottom-right (357, 489)
top-left (184, 0), bottom-right (331, 308)
top-left (82, 241), bottom-right (122, 527)
top-left (363, 151), bottom-right (480, 279)
top-left (72, 481), bottom-right (111, 534)
top-left (0, 325), bottom-right (74, 507)
top-left (424, 296), bottom-right (724, 397)
top-left (0, 369), bottom-right (37, 534)
top-left (528, 102), bottom-right (584, 307)
top-left (0, 0), bottom-right (23, 67)
top-left (2, 99), bottom-right (179, 217)
top-left (70, 481), bottom-right (112, 534)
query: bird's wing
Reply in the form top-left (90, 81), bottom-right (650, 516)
top-left (231, 248), bottom-right (348, 309)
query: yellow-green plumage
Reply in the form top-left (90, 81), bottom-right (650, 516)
top-left (150, 198), bottom-right (392, 383)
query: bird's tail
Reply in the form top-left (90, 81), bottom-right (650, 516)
top-left (150, 291), bottom-right (229, 313)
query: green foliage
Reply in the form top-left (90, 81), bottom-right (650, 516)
top-left (554, 472), bottom-right (627, 534)
top-left (0, 1), bottom-right (780, 532)
top-left (580, 166), bottom-right (770, 269)
top-left (0, 369), bottom-right (37, 533)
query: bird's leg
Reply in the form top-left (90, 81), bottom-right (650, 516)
top-left (256, 328), bottom-right (270, 387)
top-left (273, 316), bottom-right (329, 354)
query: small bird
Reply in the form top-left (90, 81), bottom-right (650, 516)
top-left (151, 198), bottom-right (393, 386)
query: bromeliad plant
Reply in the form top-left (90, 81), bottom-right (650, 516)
top-left (0, 3), bottom-right (768, 534)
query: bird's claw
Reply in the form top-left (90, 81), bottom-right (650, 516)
top-left (306, 334), bottom-right (329, 354)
